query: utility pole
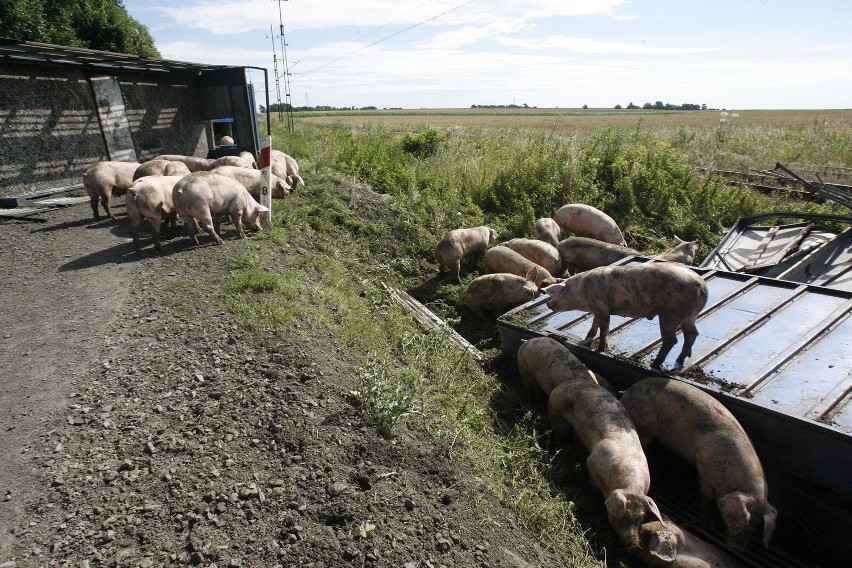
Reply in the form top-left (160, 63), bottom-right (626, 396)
top-left (267, 25), bottom-right (284, 122)
top-left (273, 0), bottom-right (294, 132)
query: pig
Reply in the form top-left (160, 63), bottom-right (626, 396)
top-left (500, 238), bottom-right (563, 276)
top-left (209, 165), bottom-right (290, 199)
top-left (545, 262), bottom-right (708, 369)
top-left (548, 379), bottom-right (664, 552)
top-left (435, 225), bottom-right (498, 282)
top-left (556, 236), bottom-right (639, 275)
top-left (553, 203), bottom-right (627, 246)
top-left (172, 172), bottom-right (270, 245)
top-left (125, 175), bottom-right (184, 252)
top-left (484, 245), bottom-right (558, 287)
top-left (152, 154), bottom-right (216, 172)
top-left (654, 235), bottom-right (698, 265)
top-left (534, 217), bottom-right (565, 247)
top-left (516, 337), bottom-right (600, 396)
top-left (638, 515), bottom-right (745, 568)
top-left (132, 159), bottom-right (191, 181)
top-left (464, 267), bottom-right (539, 318)
top-left (619, 377), bottom-right (778, 552)
top-left (217, 135), bottom-right (235, 145)
top-left (271, 149), bottom-right (305, 188)
top-left (82, 160), bottom-right (140, 220)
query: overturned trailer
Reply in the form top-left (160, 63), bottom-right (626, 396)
top-left (496, 212), bottom-right (852, 567)
top-left (0, 39), bottom-right (269, 203)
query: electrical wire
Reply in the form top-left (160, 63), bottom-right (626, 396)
top-left (296, 0), bottom-right (478, 78)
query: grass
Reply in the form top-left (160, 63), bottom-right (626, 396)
top-left (216, 111), bottom-right (849, 566)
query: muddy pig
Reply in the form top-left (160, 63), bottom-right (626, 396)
top-left (548, 379), bottom-right (663, 552)
top-left (125, 175), bottom-right (184, 252)
top-left (556, 236), bottom-right (639, 274)
top-left (638, 515), bottom-right (745, 568)
top-left (553, 203), bottom-right (627, 246)
top-left (620, 377), bottom-right (777, 552)
top-left (82, 160), bottom-right (140, 220)
top-left (516, 337), bottom-right (607, 396)
top-left (534, 217), bottom-right (565, 246)
top-left (654, 235), bottom-right (698, 265)
top-left (172, 172), bottom-right (270, 245)
top-left (464, 267), bottom-right (539, 318)
top-left (435, 225), bottom-right (498, 282)
top-left (484, 245), bottom-right (557, 286)
top-left (545, 262), bottom-right (708, 369)
top-left (500, 237), bottom-right (563, 276)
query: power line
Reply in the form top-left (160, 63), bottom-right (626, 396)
top-left (297, 0), bottom-right (478, 78)
top-left (292, 0), bottom-right (437, 71)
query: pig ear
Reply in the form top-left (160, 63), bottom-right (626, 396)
top-left (762, 504), bottom-right (778, 548)
top-left (643, 495), bottom-right (665, 525)
top-left (525, 266), bottom-right (539, 283)
top-left (719, 492), bottom-right (751, 537)
top-left (604, 489), bottom-right (628, 520)
top-left (674, 235), bottom-right (683, 244)
top-left (645, 528), bottom-right (679, 563)
top-left (257, 204), bottom-right (271, 212)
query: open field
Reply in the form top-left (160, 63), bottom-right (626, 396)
top-left (281, 107), bottom-right (852, 136)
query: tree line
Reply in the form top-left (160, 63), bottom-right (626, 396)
top-left (0, 0), bottom-right (160, 58)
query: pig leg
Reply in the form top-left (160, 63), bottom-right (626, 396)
top-left (581, 318), bottom-right (600, 347)
top-left (180, 215), bottom-right (201, 246)
top-left (596, 315), bottom-right (611, 352)
top-left (676, 319), bottom-right (699, 365)
top-left (230, 212), bottom-right (247, 239)
top-left (150, 210), bottom-right (163, 252)
top-left (89, 194), bottom-right (101, 220)
top-left (651, 316), bottom-right (680, 369)
top-left (198, 211), bottom-right (225, 245)
top-left (102, 189), bottom-right (116, 220)
top-left (453, 260), bottom-right (461, 283)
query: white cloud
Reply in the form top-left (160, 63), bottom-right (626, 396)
top-left (500, 35), bottom-right (718, 55)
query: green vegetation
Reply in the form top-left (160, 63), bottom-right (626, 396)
top-left (0, 0), bottom-right (160, 57)
top-left (219, 115), bottom-right (848, 565)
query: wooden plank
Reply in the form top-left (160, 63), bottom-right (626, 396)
top-left (381, 282), bottom-right (483, 361)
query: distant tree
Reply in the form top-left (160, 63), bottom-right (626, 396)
top-left (582, 104), bottom-right (588, 109)
top-left (0, 0), bottom-right (160, 58)
top-left (614, 104), bottom-right (622, 109)
top-left (627, 102), bottom-right (640, 109)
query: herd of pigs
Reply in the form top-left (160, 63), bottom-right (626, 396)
top-left (82, 152), bottom-right (777, 565)
top-left (435, 205), bottom-right (777, 567)
top-left (81, 148), bottom-right (304, 250)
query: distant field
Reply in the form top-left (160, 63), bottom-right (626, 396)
top-left (278, 107), bottom-right (852, 135)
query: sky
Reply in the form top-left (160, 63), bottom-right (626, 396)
top-left (122, 0), bottom-right (852, 110)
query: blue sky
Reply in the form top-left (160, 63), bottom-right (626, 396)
top-left (123, 0), bottom-right (852, 110)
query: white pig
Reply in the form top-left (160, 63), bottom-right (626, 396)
top-left (464, 267), bottom-right (539, 318)
top-left (209, 165), bottom-right (290, 199)
top-left (483, 245), bottom-right (558, 287)
top-left (82, 160), bottom-right (140, 220)
top-left (639, 515), bottom-right (745, 568)
top-left (172, 172), bottom-right (270, 245)
top-left (553, 203), bottom-right (627, 246)
top-left (435, 225), bottom-right (498, 282)
top-left (153, 154), bottom-right (215, 172)
top-left (271, 150), bottom-right (305, 188)
top-left (654, 235), bottom-right (698, 265)
top-left (620, 377), bottom-right (777, 552)
top-left (211, 154), bottom-right (256, 170)
top-left (132, 159), bottom-right (191, 181)
top-left (500, 238), bottom-right (563, 276)
top-left (517, 337), bottom-right (599, 396)
top-left (534, 217), bottom-right (565, 247)
top-left (545, 262), bottom-right (708, 369)
top-left (548, 379), bottom-right (664, 553)
top-left (125, 175), bottom-right (184, 252)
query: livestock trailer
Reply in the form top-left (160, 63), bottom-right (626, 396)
top-left (0, 38), bottom-right (269, 202)
top-left (496, 213), bottom-right (851, 567)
